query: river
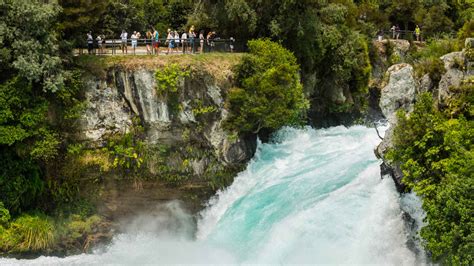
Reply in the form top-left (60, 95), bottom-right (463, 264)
top-left (1, 125), bottom-right (426, 265)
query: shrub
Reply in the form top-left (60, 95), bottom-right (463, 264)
top-left (0, 202), bottom-right (11, 228)
top-left (388, 92), bottom-right (474, 265)
top-left (457, 20), bottom-right (474, 48)
top-left (225, 39), bottom-right (309, 135)
top-left (3, 214), bottom-right (56, 252)
top-left (414, 57), bottom-right (446, 85)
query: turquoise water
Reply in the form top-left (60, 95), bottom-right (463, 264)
top-left (0, 126), bottom-right (423, 265)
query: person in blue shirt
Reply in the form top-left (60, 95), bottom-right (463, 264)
top-left (152, 27), bottom-right (160, 55)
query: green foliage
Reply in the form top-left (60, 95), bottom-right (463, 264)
top-left (0, 150), bottom-right (44, 215)
top-left (414, 57), bottom-right (446, 85)
top-left (191, 99), bottom-right (218, 117)
top-left (444, 82), bottom-right (474, 118)
top-left (410, 37), bottom-right (459, 62)
top-left (62, 214), bottom-right (102, 244)
top-left (0, 213), bottom-right (56, 253)
top-left (106, 118), bottom-right (146, 174)
top-left (155, 64), bottom-right (191, 94)
top-left (225, 39), bottom-right (308, 135)
top-left (458, 20), bottom-right (474, 47)
top-left (0, 202), bottom-right (11, 228)
top-left (388, 91), bottom-right (474, 265)
top-left (154, 64), bottom-right (191, 116)
top-left (59, 0), bottom-right (194, 43)
top-left (0, 0), bottom-right (64, 92)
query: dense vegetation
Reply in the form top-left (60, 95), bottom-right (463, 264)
top-left (388, 76), bottom-right (473, 263)
top-left (225, 39), bottom-right (308, 136)
top-left (0, 0), bottom-right (473, 259)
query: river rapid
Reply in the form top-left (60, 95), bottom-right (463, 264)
top-left (0, 126), bottom-right (427, 265)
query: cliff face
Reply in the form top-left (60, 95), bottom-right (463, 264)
top-left (70, 56), bottom-right (257, 219)
top-left (375, 39), bottom-right (474, 191)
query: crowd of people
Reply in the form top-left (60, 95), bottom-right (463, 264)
top-left (86, 25), bottom-right (235, 55)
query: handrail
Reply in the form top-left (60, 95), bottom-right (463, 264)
top-left (78, 38), bottom-right (242, 56)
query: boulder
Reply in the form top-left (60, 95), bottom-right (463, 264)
top-left (379, 63), bottom-right (417, 124)
top-left (418, 73), bottom-right (432, 93)
top-left (465, 38), bottom-right (474, 49)
top-left (438, 52), bottom-right (466, 103)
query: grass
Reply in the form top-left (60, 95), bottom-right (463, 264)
top-left (74, 53), bottom-right (244, 82)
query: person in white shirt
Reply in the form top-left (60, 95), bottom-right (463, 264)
top-left (96, 34), bottom-right (103, 54)
top-left (181, 31), bottom-right (188, 54)
top-left (174, 31), bottom-right (180, 53)
top-left (120, 30), bottom-right (128, 54)
top-left (199, 30), bottom-right (204, 53)
top-left (131, 31), bottom-right (138, 54)
top-left (87, 32), bottom-right (93, 54)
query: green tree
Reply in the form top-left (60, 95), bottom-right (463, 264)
top-left (0, 0), bottom-right (65, 92)
top-left (225, 39), bottom-right (308, 135)
top-left (388, 90), bottom-right (474, 265)
top-left (0, 0), bottom-right (65, 214)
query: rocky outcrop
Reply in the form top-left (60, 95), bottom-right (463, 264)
top-left (438, 52), bottom-right (465, 103)
top-left (75, 61), bottom-right (257, 218)
top-left (379, 64), bottom-right (417, 124)
top-left (375, 63), bottom-right (418, 191)
top-left (376, 42), bottom-right (473, 192)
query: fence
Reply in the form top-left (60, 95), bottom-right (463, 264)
top-left (376, 29), bottom-right (457, 42)
top-left (78, 38), bottom-right (246, 56)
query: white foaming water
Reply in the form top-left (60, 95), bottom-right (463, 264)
top-left (0, 126), bottom-right (425, 265)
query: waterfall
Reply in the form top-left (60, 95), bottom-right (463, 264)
top-left (0, 126), bottom-right (425, 265)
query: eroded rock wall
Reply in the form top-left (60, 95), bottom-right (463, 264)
top-left (75, 65), bottom-right (257, 218)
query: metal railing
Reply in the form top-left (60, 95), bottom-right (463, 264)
top-left (376, 29), bottom-right (457, 42)
top-left (78, 38), bottom-right (245, 56)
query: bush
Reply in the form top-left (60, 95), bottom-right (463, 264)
top-left (388, 92), bottom-right (474, 265)
top-left (225, 39), bottom-right (309, 135)
top-left (1, 213), bottom-right (56, 253)
top-left (0, 202), bottom-right (11, 228)
top-left (414, 57), bottom-right (446, 85)
top-left (458, 20), bottom-right (474, 48)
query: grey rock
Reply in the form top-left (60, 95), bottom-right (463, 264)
top-left (80, 66), bottom-right (256, 170)
top-left (418, 74), bottom-right (432, 94)
top-left (440, 51), bottom-right (464, 70)
top-left (379, 64), bottom-right (417, 124)
top-left (79, 79), bottom-right (132, 143)
top-left (465, 38), bottom-right (474, 49)
top-left (438, 68), bottom-right (464, 103)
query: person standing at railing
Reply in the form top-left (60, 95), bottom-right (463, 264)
top-left (96, 34), bottom-right (104, 55)
top-left (181, 31), bottom-right (188, 54)
top-left (166, 29), bottom-right (173, 55)
top-left (188, 25), bottom-right (196, 53)
top-left (152, 28), bottom-right (160, 55)
top-left (174, 31), bottom-right (180, 53)
top-left (395, 25), bottom-right (400, 39)
top-left (87, 31), bottom-right (93, 54)
top-left (199, 30), bottom-right (204, 53)
top-left (146, 31), bottom-right (152, 55)
top-left (131, 31), bottom-right (138, 55)
top-left (415, 25), bottom-right (421, 42)
top-left (377, 29), bottom-right (383, 41)
top-left (390, 25), bottom-right (396, 39)
top-left (120, 30), bottom-right (128, 54)
top-left (229, 37), bottom-right (235, 53)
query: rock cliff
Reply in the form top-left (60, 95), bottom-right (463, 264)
top-left (375, 39), bottom-right (473, 191)
top-left (70, 55), bottom-right (257, 219)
